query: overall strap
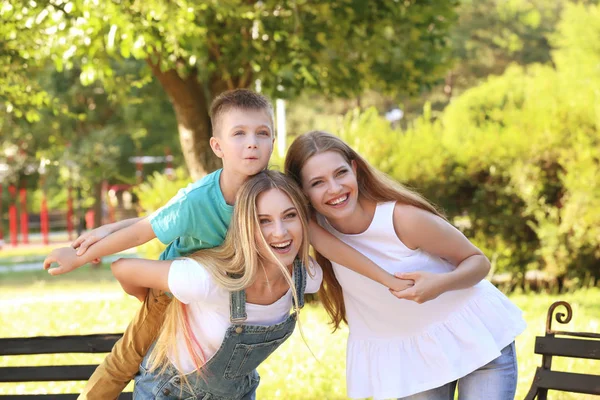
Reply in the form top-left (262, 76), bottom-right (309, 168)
top-left (228, 274), bottom-right (247, 324)
top-left (230, 260), bottom-right (306, 323)
top-left (229, 289), bottom-right (247, 323)
top-left (227, 271), bottom-right (247, 323)
top-left (293, 258), bottom-right (307, 309)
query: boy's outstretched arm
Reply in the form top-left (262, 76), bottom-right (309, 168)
top-left (43, 219), bottom-right (156, 275)
top-left (72, 217), bottom-right (144, 255)
top-left (308, 220), bottom-right (413, 292)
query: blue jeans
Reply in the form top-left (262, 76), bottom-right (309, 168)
top-left (399, 342), bottom-right (518, 400)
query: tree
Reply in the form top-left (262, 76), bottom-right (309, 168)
top-left (0, 58), bottom-right (180, 228)
top-left (6, 0), bottom-right (458, 179)
top-left (396, 0), bottom-right (600, 123)
top-left (0, 1), bottom-right (57, 122)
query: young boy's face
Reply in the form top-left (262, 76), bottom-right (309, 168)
top-left (210, 108), bottom-right (274, 178)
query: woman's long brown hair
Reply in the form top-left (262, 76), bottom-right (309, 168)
top-left (285, 130), bottom-right (444, 331)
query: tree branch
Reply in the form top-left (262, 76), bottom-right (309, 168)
top-left (206, 36), bottom-right (235, 90)
top-left (237, 65), bottom-right (253, 89)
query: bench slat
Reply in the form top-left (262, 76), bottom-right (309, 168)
top-left (535, 336), bottom-right (600, 360)
top-left (0, 365), bottom-right (100, 382)
top-left (0, 334), bottom-right (122, 356)
top-left (0, 394), bottom-right (132, 400)
top-left (534, 369), bottom-right (600, 395)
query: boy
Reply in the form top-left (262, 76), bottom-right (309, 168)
top-left (44, 89), bottom-right (409, 399)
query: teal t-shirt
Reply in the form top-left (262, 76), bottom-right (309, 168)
top-left (148, 169), bottom-right (233, 260)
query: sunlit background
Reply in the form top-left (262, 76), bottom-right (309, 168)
top-left (1, 0), bottom-right (599, 398)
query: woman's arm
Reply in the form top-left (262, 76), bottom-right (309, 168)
top-left (390, 204), bottom-right (491, 303)
top-left (304, 256), bottom-right (324, 294)
top-left (110, 258), bottom-right (172, 301)
top-left (309, 219), bottom-right (413, 292)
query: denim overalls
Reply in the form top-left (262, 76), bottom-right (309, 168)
top-left (133, 260), bottom-right (307, 400)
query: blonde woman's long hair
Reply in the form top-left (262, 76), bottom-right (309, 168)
top-left (284, 130), bottom-right (445, 331)
top-left (147, 170), bottom-right (311, 378)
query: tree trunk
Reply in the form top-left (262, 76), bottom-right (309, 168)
top-left (147, 62), bottom-right (221, 180)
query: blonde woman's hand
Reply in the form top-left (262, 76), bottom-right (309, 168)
top-left (388, 271), bottom-right (445, 303)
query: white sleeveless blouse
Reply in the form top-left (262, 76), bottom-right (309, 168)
top-left (318, 202), bottom-right (526, 399)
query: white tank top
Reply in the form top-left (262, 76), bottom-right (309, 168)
top-left (318, 202), bottom-right (526, 399)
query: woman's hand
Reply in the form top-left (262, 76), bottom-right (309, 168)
top-left (389, 271), bottom-right (446, 304)
top-left (384, 274), bottom-right (415, 292)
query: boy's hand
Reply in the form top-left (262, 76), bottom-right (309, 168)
top-left (71, 225), bottom-right (113, 256)
top-left (43, 247), bottom-right (86, 275)
top-left (389, 271), bottom-right (444, 303)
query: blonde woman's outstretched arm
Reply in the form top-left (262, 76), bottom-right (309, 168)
top-left (110, 258), bottom-right (172, 302)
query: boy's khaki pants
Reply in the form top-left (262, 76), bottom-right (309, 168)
top-left (79, 289), bottom-right (172, 400)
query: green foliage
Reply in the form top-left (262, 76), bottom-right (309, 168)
top-left (448, 0), bottom-right (561, 88)
top-left (0, 1), bottom-right (58, 121)
top-left (329, 3), bottom-right (600, 285)
top-left (3, 0), bottom-right (459, 181)
top-left (1, 59), bottom-right (181, 223)
top-left (133, 167), bottom-right (191, 259)
top-left (551, 1), bottom-right (600, 79)
top-left (396, 0), bottom-right (600, 127)
top-left (45, 0), bottom-right (458, 98)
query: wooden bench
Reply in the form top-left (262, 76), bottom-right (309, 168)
top-left (524, 300), bottom-right (600, 399)
top-left (0, 333), bottom-right (131, 399)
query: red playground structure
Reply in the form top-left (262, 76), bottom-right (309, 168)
top-left (1, 150), bottom-right (173, 249)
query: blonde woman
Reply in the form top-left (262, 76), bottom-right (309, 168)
top-left (109, 170), bottom-right (322, 399)
top-left (285, 131), bottom-right (526, 400)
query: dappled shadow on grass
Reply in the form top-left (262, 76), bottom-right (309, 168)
top-left (0, 262), bottom-right (117, 288)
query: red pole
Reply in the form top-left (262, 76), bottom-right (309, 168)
top-left (0, 184), bottom-right (3, 243)
top-left (8, 185), bottom-right (17, 246)
top-left (66, 185), bottom-right (74, 240)
top-left (19, 185), bottom-right (29, 244)
top-left (40, 177), bottom-right (49, 245)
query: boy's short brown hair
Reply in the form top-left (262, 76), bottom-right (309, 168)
top-left (210, 89), bottom-right (274, 136)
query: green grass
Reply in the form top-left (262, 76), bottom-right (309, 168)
top-left (1, 267), bottom-right (598, 399)
top-left (0, 242), bottom-right (67, 265)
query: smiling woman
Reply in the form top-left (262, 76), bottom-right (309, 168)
top-left (285, 131), bottom-right (526, 400)
top-left (300, 151), bottom-right (362, 233)
top-left (255, 188), bottom-right (304, 277)
top-left (106, 170), bottom-right (323, 399)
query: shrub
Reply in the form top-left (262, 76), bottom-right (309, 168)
top-left (133, 167), bottom-right (191, 259)
top-left (315, 3), bottom-right (600, 288)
